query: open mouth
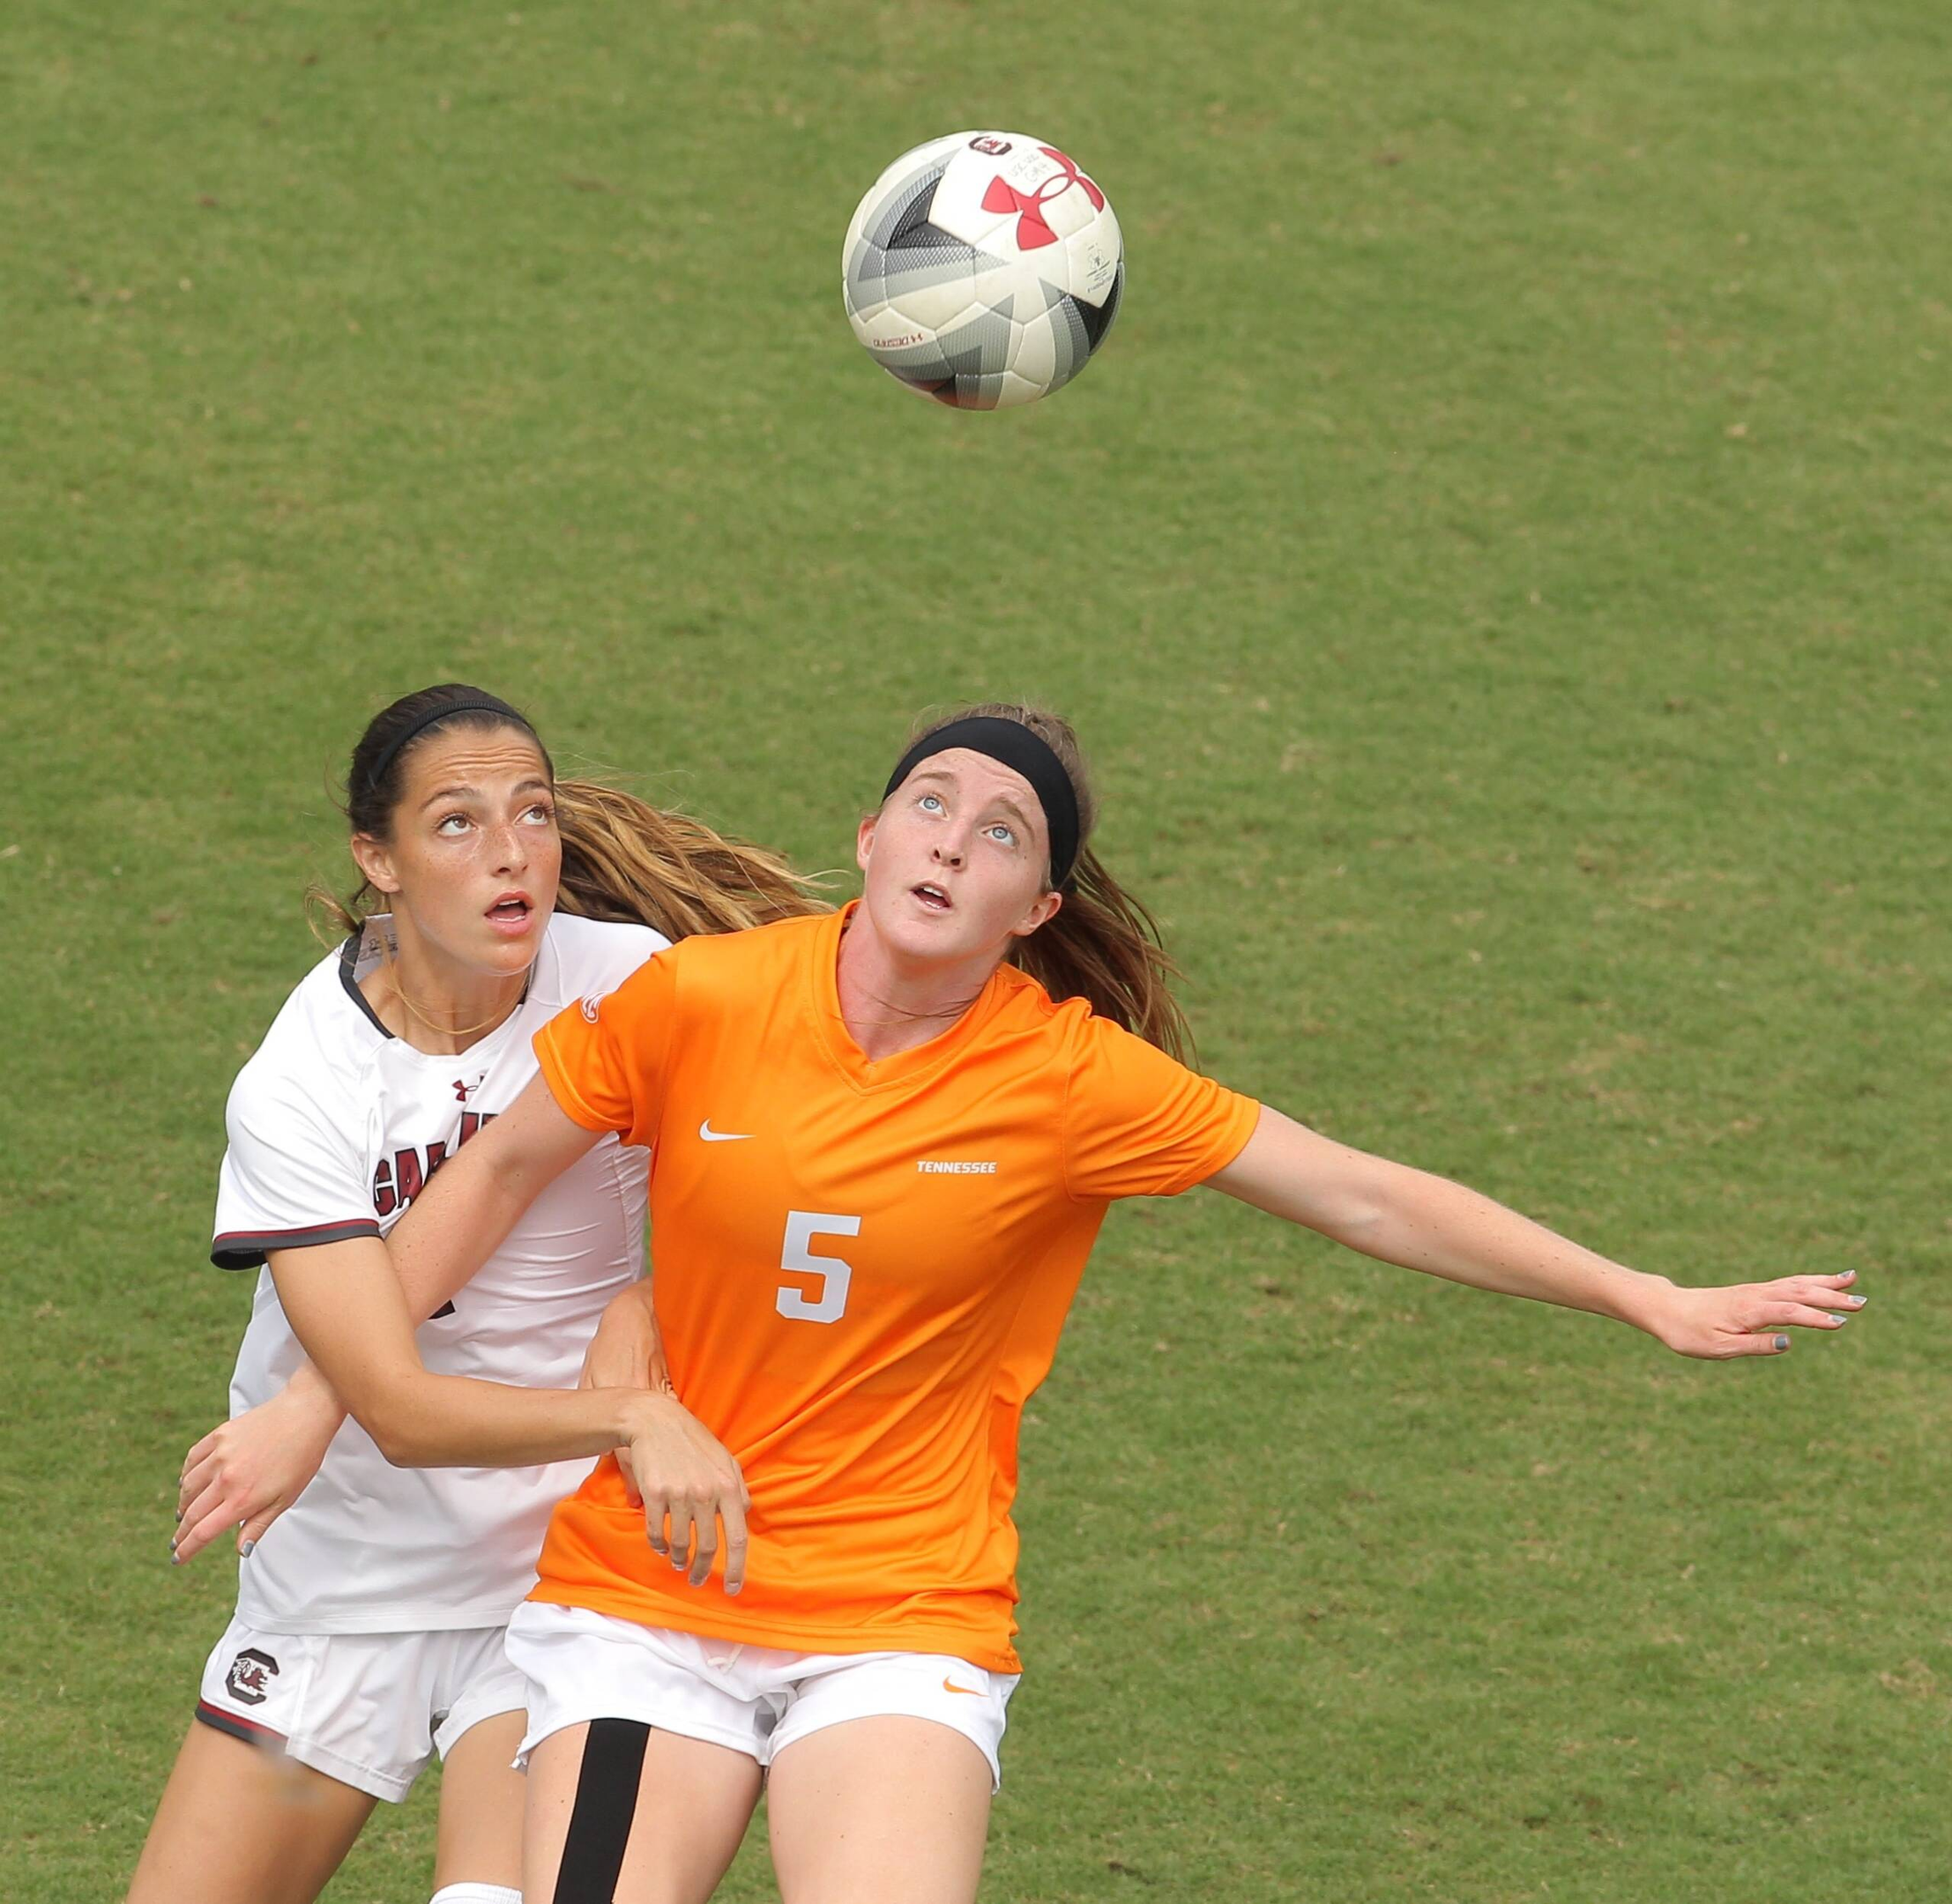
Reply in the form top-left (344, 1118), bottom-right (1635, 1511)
top-left (487, 893), bottom-right (534, 929)
top-left (911, 882), bottom-right (952, 912)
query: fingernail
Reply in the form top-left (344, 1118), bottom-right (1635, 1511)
top-left (1773, 1335), bottom-right (1790, 1351)
top-left (1849, 1294), bottom-right (1867, 1306)
top-left (170, 1553), bottom-right (182, 1566)
top-left (1830, 1315), bottom-right (1847, 1326)
top-left (174, 1508), bottom-right (183, 1524)
top-left (727, 1583), bottom-right (741, 1596)
top-left (240, 1540), bottom-right (256, 1558)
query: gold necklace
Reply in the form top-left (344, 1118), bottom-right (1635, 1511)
top-left (373, 930), bottom-right (525, 1043)
top-left (390, 979), bottom-right (519, 1043)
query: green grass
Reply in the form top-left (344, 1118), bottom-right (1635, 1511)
top-left (4, 0), bottom-right (1948, 1896)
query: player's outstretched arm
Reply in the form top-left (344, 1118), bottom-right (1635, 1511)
top-left (1204, 1104), bottom-right (1865, 1357)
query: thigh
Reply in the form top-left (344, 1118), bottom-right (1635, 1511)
top-left (765, 1717), bottom-right (993, 1904)
top-left (126, 1719), bottom-right (376, 1904)
top-left (524, 1720), bottom-right (763, 1904)
top-left (432, 1709), bottom-right (526, 1893)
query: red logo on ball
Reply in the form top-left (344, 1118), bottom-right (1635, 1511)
top-left (981, 146), bottom-right (1106, 251)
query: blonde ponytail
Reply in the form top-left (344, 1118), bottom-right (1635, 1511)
top-left (553, 778), bottom-right (827, 938)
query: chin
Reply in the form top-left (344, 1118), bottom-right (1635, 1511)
top-left (473, 926), bottom-right (545, 973)
top-left (878, 898), bottom-right (994, 968)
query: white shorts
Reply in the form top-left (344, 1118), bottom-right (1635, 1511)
top-left (195, 1614), bottom-right (526, 1804)
top-left (505, 1603), bottom-right (1019, 1792)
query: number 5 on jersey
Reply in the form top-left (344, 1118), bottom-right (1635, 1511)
top-left (776, 1211), bottom-right (861, 1325)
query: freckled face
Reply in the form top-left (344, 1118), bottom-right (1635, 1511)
top-left (856, 748), bottom-right (1062, 965)
top-left (351, 726), bottom-right (562, 978)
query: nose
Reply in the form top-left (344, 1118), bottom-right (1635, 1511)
top-left (932, 835), bottom-right (965, 869)
top-left (488, 820), bottom-right (529, 875)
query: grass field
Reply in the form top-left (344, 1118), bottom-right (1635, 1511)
top-left (4, 0), bottom-right (1949, 1897)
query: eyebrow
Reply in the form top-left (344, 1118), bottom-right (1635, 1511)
top-left (419, 778), bottom-right (552, 810)
top-left (906, 769), bottom-right (1037, 836)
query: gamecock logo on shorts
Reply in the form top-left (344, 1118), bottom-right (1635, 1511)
top-left (225, 1647), bottom-right (279, 1707)
top-left (983, 146), bottom-right (1106, 251)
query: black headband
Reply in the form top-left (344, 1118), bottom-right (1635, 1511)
top-left (363, 702), bottom-right (532, 795)
top-left (882, 716), bottom-right (1082, 890)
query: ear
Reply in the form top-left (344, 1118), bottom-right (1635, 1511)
top-left (855, 813), bottom-right (878, 876)
top-left (1009, 888), bottom-right (1064, 941)
top-left (349, 832), bottom-right (403, 896)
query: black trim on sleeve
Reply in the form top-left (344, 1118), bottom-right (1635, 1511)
top-left (338, 931), bottom-right (395, 1040)
top-left (212, 1220), bottom-right (383, 1271)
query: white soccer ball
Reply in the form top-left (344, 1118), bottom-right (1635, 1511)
top-left (841, 130), bottom-right (1124, 411)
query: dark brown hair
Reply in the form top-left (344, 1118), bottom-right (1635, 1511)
top-left (311, 683), bottom-right (823, 941)
top-left (895, 703), bottom-right (1191, 1061)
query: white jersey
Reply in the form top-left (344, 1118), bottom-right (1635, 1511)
top-left (212, 911), bottom-right (667, 1634)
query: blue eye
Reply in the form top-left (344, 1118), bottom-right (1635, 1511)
top-left (918, 793), bottom-right (944, 814)
top-left (987, 823), bottom-right (1017, 847)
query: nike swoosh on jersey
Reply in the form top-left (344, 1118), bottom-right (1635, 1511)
top-left (698, 1120), bottom-right (754, 1142)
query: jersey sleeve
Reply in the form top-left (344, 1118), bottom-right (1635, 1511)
top-left (532, 945), bottom-right (677, 1149)
top-left (1062, 1015), bottom-right (1262, 1201)
top-left (212, 1067), bottom-right (378, 1270)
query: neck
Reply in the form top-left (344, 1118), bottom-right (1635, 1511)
top-left (834, 904), bottom-right (1002, 1062)
top-left (360, 916), bottom-right (529, 1055)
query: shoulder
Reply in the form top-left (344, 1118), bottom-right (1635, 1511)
top-left (989, 969), bottom-right (1197, 1086)
top-left (989, 962), bottom-right (1095, 1046)
top-left (658, 912), bottom-right (823, 988)
top-left (225, 948), bottom-right (372, 1148)
top-left (530, 911), bottom-right (672, 1008)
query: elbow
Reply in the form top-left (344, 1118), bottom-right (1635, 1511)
top-left (369, 1424), bottom-right (422, 1469)
top-left (1319, 1198), bottom-right (1389, 1252)
top-left (344, 1377), bottom-right (436, 1469)
top-left (354, 1404), bottom-right (419, 1469)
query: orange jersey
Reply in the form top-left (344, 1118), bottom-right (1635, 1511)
top-left (531, 904), bottom-right (1259, 1671)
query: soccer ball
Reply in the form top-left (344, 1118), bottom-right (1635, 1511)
top-left (841, 131), bottom-right (1124, 411)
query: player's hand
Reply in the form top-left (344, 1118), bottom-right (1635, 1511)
top-left (173, 1367), bottom-right (346, 1566)
top-left (578, 1283), bottom-right (674, 1507)
top-left (1647, 1268), bottom-right (1865, 1358)
top-left (616, 1391), bottom-right (750, 1595)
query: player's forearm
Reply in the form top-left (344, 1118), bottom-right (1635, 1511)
top-left (278, 1357), bottom-right (347, 1427)
top-left (385, 1142), bottom-right (533, 1316)
top-left (585, 1280), bottom-right (673, 1393)
top-left (280, 1273), bottom-right (457, 1426)
top-left (355, 1369), bottom-right (656, 1469)
top-left (1334, 1162), bottom-right (1675, 1335)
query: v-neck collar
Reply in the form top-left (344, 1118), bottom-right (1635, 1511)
top-left (339, 913), bottom-right (537, 1064)
top-left (805, 902), bottom-right (1012, 1096)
